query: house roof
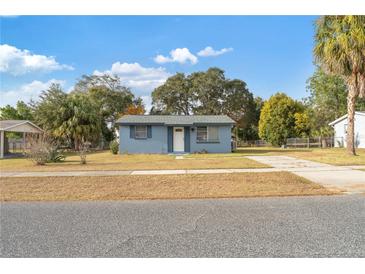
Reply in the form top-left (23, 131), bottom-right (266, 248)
top-left (0, 120), bottom-right (43, 132)
top-left (116, 115), bottom-right (236, 126)
top-left (328, 111), bottom-right (365, 126)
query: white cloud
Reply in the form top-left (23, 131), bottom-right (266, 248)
top-left (197, 46), bottom-right (233, 57)
top-left (154, 55), bottom-right (172, 64)
top-left (0, 44), bottom-right (74, 76)
top-left (0, 79), bottom-right (65, 106)
top-left (141, 95), bottom-right (152, 113)
top-left (154, 48), bottom-right (198, 65)
top-left (94, 62), bottom-right (170, 91)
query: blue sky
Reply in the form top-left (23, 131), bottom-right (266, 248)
top-left (0, 16), bottom-right (318, 110)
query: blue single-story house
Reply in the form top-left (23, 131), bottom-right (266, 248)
top-left (115, 115), bottom-right (235, 154)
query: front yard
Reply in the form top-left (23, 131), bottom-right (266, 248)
top-left (0, 172), bottom-right (338, 201)
top-left (2, 148), bottom-right (355, 202)
top-left (187, 147), bottom-right (365, 166)
top-left (0, 151), bottom-right (267, 172)
top-left (1, 148), bottom-right (364, 172)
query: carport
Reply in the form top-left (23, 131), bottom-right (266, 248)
top-left (0, 120), bottom-right (43, 158)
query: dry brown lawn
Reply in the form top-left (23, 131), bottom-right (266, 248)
top-left (2, 148), bottom-right (363, 173)
top-left (188, 147), bottom-right (365, 166)
top-left (0, 151), bottom-right (267, 172)
top-left (0, 172), bottom-right (338, 202)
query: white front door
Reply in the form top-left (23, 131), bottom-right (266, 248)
top-left (173, 127), bottom-right (184, 152)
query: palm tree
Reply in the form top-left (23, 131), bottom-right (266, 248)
top-left (314, 16), bottom-right (365, 155)
top-left (55, 92), bottom-right (101, 150)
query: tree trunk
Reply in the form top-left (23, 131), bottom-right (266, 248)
top-left (74, 138), bottom-right (80, 151)
top-left (346, 89), bottom-right (356, 155)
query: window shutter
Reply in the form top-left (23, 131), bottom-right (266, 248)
top-left (167, 127), bottom-right (173, 152)
top-left (130, 125), bottom-right (135, 139)
top-left (147, 125), bottom-right (152, 138)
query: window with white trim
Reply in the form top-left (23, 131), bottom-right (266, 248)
top-left (135, 125), bottom-right (147, 139)
top-left (196, 126), bottom-right (219, 142)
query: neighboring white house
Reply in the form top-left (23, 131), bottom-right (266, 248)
top-left (329, 111), bottom-right (365, 148)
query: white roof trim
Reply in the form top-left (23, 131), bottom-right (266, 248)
top-left (0, 121), bottom-right (43, 132)
top-left (328, 111), bottom-right (365, 126)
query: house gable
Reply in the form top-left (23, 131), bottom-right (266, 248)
top-left (329, 111), bottom-right (365, 126)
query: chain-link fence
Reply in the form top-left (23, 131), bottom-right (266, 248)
top-left (286, 137), bottom-right (335, 148)
top-left (6, 138), bottom-right (30, 154)
top-left (237, 137), bottom-right (336, 148)
top-left (237, 140), bottom-right (269, 147)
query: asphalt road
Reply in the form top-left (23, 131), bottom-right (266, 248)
top-left (1, 195), bottom-right (364, 257)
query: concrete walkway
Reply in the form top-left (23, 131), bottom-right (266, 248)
top-left (0, 167), bottom-right (278, 177)
top-left (246, 156), bottom-right (365, 193)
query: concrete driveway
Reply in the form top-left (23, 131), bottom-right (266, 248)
top-left (246, 156), bottom-right (365, 193)
top-left (1, 195), bottom-right (364, 257)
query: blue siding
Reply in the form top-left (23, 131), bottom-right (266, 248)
top-left (190, 125), bottom-right (232, 153)
top-left (119, 124), bottom-right (232, 154)
top-left (119, 125), bottom-right (168, 154)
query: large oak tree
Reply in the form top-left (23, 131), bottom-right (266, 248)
top-left (151, 68), bottom-right (257, 138)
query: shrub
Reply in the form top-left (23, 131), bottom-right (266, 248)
top-left (258, 93), bottom-right (305, 146)
top-left (47, 147), bottom-right (66, 162)
top-left (109, 140), bottom-right (119, 154)
top-left (26, 135), bottom-right (65, 165)
top-left (78, 139), bottom-right (91, 164)
top-left (27, 143), bottom-right (49, 165)
top-left (193, 149), bottom-right (208, 154)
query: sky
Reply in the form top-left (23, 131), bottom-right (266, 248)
top-left (0, 16), bottom-right (318, 111)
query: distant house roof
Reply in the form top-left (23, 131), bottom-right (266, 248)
top-left (116, 115), bottom-right (236, 126)
top-left (328, 111), bottom-right (365, 126)
top-left (0, 120), bottom-right (43, 132)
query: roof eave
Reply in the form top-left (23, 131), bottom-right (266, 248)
top-left (328, 111), bottom-right (365, 126)
top-left (193, 122), bottom-right (235, 126)
top-left (117, 122), bottom-right (235, 126)
top-left (0, 121), bottom-right (44, 132)
top-left (116, 122), bottom-right (165, 126)
top-left (328, 115), bottom-right (347, 126)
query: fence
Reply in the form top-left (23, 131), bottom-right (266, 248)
top-left (6, 138), bottom-right (30, 154)
top-left (237, 137), bottom-right (336, 148)
top-left (286, 137), bottom-right (334, 148)
top-left (7, 138), bottom-right (110, 154)
top-left (236, 140), bottom-right (267, 147)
